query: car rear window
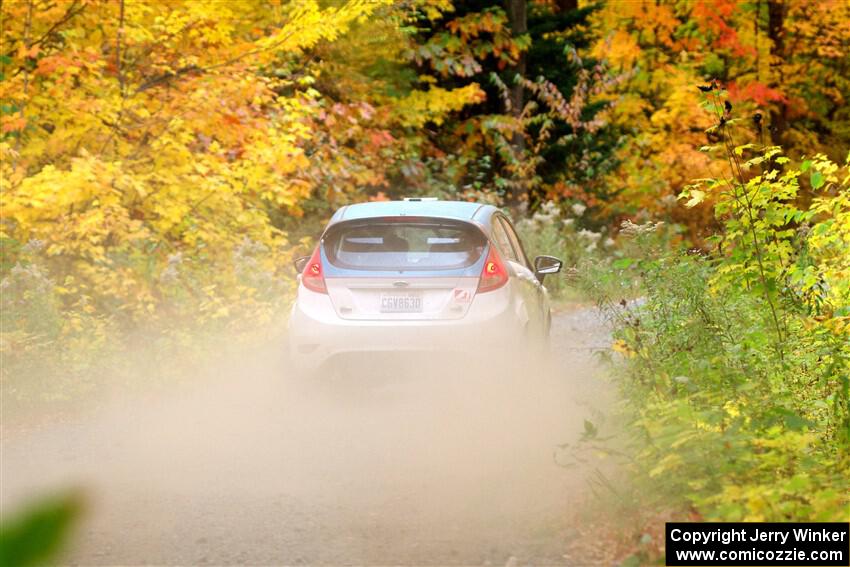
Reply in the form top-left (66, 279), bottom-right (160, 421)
top-left (323, 219), bottom-right (487, 270)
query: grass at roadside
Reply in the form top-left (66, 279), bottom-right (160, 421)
top-left (565, 180), bottom-right (848, 561)
top-left (546, 142), bottom-right (850, 562)
top-left (559, 242), bottom-right (848, 565)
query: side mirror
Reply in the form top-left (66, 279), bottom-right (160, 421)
top-left (293, 256), bottom-right (309, 274)
top-left (533, 255), bottom-right (562, 282)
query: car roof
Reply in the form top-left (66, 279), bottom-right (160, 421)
top-left (329, 200), bottom-right (501, 228)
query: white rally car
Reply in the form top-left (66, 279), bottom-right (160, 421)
top-left (289, 199), bottom-right (562, 374)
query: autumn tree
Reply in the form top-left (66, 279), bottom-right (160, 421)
top-left (590, 0), bottom-right (850, 240)
top-left (406, 0), bottom-right (617, 210)
top-left (0, 0), bottom-right (487, 360)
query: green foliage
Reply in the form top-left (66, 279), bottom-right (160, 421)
top-left (587, 249), bottom-right (848, 522)
top-left (582, 122), bottom-right (850, 522)
top-left (0, 493), bottom-right (82, 567)
top-left (409, 0), bottom-right (619, 207)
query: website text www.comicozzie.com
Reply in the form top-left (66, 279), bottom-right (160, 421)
top-left (673, 548), bottom-right (844, 563)
top-left (665, 523), bottom-right (849, 566)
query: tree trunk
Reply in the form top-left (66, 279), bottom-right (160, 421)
top-left (505, 0), bottom-right (527, 206)
top-left (555, 0), bottom-right (578, 12)
top-left (767, 0), bottom-right (787, 145)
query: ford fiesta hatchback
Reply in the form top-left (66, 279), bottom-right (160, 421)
top-left (288, 199), bottom-right (563, 373)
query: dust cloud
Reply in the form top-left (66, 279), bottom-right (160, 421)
top-left (1, 307), bottom-right (614, 565)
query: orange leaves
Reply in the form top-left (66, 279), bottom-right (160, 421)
top-left (17, 44), bottom-right (40, 60)
top-left (368, 130), bottom-right (394, 149)
top-left (691, 0), bottom-right (753, 57)
top-left (639, 1), bottom-right (681, 49)
top-left (593, 0), bottom-right (681, 56)
top-left (1, 116), bottom-right (27, 133)
top-left (446, 8), bottom-right (505, 41)
top-left (222, 113), bottom-right (243, 127)
top-left (34, 55), bottom-right (66, 76)
top-left (727, 81), bottom-right (787, 107)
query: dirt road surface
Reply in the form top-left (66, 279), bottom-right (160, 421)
top-left (1, 307), bottom-right (614, 566)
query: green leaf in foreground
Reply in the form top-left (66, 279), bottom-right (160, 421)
top-left (0, 492), bottom-right (83, 567)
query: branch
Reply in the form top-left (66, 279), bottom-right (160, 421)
top-left (135, 65), bottom-right (202, 93)
top-left (116, 0), bottom-right (125, 97)
top-left (133, 19), bottom-right (303, 93)
top-left (4, 0), bottom-right (86, 59)
top-left (13, 0), bottom-right (33, 159)
top-left (31, 0), bottom-right (85, 48)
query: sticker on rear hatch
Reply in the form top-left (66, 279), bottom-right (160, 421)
top-left (453, 289), bottom-right (471, 303)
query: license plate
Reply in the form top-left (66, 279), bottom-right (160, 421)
top-left (380, 292), bottom-right (423, 313)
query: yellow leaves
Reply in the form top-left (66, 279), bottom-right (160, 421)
top-left (752, 429), bottom-right (815, 452)
top-left (650, 72), bottom-right (710, 131)
top-left (723, 400), bottom-right (741, 419)
top-left (821, 317), bottom-right (850, 338)
top-left (611, 339), bottom-right (636, 357)
top-left (394, 84), bottom-right (485, 127)
top-left (408, 0), bottom-right (455, 22)
top-left (590, 0), bottom-right (680, 71)
top-left (648, 453), bottom-right (683, 478)
top-left (268, 179), bottom-right (311, 208)
top-left (254, 0), bottom-right (392, 60)
top-left (694, 420), bottom-right (721, 433)
top-left (596, 29), bottom-right (640, 70)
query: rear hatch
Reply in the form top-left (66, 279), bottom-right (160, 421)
top-left (320, 217), bottom-right (488, 321)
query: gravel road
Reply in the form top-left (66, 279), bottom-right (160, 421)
top-left (1, 306), bottom-right (615, 566)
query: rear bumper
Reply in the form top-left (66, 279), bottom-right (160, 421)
top-left (288, 286), bottom-right (524, 373)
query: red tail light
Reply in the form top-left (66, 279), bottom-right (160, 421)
top-left (477, 246), bottom-right (509, 293)
top-left (301, 246), bottom-right (327, 294)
